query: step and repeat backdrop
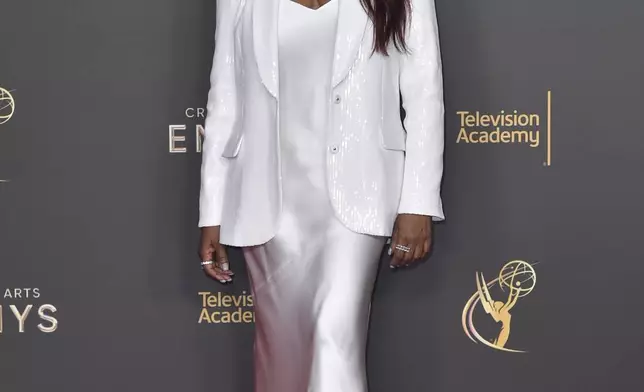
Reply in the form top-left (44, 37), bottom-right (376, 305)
top-left (1, 0), bottom-right (643, 391)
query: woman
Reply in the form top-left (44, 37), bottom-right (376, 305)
top-left (198, 0), bottom-right (444, 390)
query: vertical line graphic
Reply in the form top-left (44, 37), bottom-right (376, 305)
top-left (546, 90), bottom-right (552, 166)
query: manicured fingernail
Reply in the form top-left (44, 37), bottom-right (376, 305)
top-left (386, 238), bottom-right (392, 244)
top-left (390, 265), bottom-right (396, 269)
top-left (387, 247), bottom-right (393, 256)
top-left (221, 262), bottom-right (229, 271)
top-left (219, 279), bottom-right (227, 283)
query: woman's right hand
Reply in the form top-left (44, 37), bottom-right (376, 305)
top-left (199, 226), bottom-right (234, 284)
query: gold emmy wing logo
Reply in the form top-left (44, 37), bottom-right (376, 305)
top-left (0, 87), bottom-right (15, 125)
top-left (462, 260), bottom-right (537, 353)
top-left (1, 87), bottom-right (16, 182)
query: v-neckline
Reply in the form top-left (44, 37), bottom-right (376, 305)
top-left (287, 0), bottom-right (336, 12)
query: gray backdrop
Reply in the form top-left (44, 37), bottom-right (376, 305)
top-left (1, 0), bottom-right (643, 391)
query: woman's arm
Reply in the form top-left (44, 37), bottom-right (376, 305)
top-left (198, 0), bottom-right (241, 227)
top-left (397, 0), bottom-right (445, 221)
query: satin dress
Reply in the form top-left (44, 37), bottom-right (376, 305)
top-left (241, 0), bottom-right (387, 391)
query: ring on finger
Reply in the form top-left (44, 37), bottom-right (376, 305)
top-left (200, 260), bottom-right (214, 270)
top-left (394, 244), bottom-right (411, 253)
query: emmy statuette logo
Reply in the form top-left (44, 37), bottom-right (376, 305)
top-left (0, 87), bottom-right (15, 125)
top-left (462, 260), bottom-right (537, 353)
top-left (1, 86), bottom-right (16, 183)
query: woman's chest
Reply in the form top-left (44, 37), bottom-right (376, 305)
top-left (231, 0), bottom-right (399, 98)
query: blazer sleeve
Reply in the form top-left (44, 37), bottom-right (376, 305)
top-left (397, 0), bottom-right (445, 221)
top-left (198, 0), bottom-right (240, 227)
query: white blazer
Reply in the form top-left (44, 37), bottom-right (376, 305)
top-left (199, 0), bottom-right (445, 247)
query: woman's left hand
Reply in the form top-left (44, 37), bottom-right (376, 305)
top-left (389, 214), bottom-right (433, 268)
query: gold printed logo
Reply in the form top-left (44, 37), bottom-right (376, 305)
top-left (198, 291), bottom-right (255, 324)
top-left (169, 108), bottom-right (205, 153)
top-left (1, 87), bottom-right (16, 182)
top-left (0, 87), bottom-right (15, 125)
top-left (456, 90), bottom-right (553, 166)
top-left (462, 260), bottom-right (537, 353)
top-left (1, 288), bottom-right (59, 334)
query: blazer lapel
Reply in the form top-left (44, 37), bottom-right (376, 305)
top-left (252, 0), bottom-right (280, 98)
top-left (331, 0), bottom-right (369, 87)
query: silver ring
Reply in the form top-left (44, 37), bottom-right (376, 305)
top-left (200, 260), bottom-right (214, 269)
top-left (394, 244), bottom-right (411, 253)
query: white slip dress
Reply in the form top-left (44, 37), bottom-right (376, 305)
top-left (242, 1), bottom-right (387, 391)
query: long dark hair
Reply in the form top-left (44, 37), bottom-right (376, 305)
top-left (359, 0), bottom-right (411, 55)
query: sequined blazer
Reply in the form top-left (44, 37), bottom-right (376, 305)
top-left (199, 0), bottom-right (445, 246)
